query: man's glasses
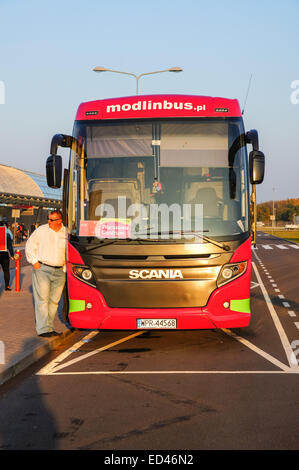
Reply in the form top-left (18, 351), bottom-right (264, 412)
top-left (48, 218), bottom-right (62, 222)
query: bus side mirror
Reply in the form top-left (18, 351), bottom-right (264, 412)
top-left (246, 129), bottom-right (265, 185)
top-left (249, 150), bottom-right (265, 184)
top-left (246, 129), bottom-right (259, 151)
top-left (46, 154), bottom-right (62, 188)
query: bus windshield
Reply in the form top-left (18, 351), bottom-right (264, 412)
top-left (69, 118), bottom-right (249, 242)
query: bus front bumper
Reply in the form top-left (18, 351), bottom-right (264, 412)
top-left (67, 263), bottom-right (251, 330)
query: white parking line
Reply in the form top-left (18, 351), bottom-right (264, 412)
top-left (37, 331), bottom-right (145, 375)
top-left (37, 254), bottom-right (299, 377)
top-left (49, 370), bottom-right (298, 375)
top-left (252, 252), bottom-right (298, 370)
top-left (263, 270), bottom-right (297, 323)
top-left (257, 244), bottom-right (299, 250)
top-left (250, 281), bottom-right (260, 290)
top-left (36, 330), bottom-right (99, 375)
top-left (222, 327), bottom-right (290, 371)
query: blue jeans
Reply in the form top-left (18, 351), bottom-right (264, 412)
top-left (32, 264), bottom-right (66, 335)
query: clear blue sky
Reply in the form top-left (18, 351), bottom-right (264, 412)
top-left (0, 0), bottom-right (298, 203)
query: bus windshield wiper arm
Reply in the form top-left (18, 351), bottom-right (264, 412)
top-left (139, 230), bottom-right (230, 251)
top-left (191, 232), bottom-right (230, 251)
top-left (80, 232), bottom-right (230, 252)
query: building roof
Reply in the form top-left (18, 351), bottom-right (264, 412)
top-left (0, 164), bottom-right (62, 200)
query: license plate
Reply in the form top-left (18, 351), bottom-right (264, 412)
top-left (137, 318), bottom-right (177, 329)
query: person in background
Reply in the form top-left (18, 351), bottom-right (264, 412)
top-left (21, 223), bottom-right (28, 240)
top-left (0, 222), bottom-right (14, 291)
top-left (25, 210), bottom-right (67, 337)
top-left (16, 224), bottom-right (23, 243)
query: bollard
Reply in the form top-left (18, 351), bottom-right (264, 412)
top-left (15, 250), bottom-right (22, 292)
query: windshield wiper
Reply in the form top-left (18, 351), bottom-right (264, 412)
top-left (190, 232), bottom-right (230, 251)
top-left (141, 230), bottom-right (230, 251)
top-left (79, 231), bottom-right (230, 253)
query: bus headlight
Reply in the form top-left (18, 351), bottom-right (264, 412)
top-left (82, 269), bottom-right (93, 281)
top-left (217, 261), bottom-right (247, 287)
top-left (71, 265), bottom-right (97, 288)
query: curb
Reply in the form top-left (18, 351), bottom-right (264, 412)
top-left (0, 329), bottom-right (76, 386)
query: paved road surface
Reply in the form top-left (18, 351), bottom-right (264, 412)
top-left (0, 233), bottom-right (298, 451)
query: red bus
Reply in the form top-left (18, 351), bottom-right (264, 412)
top-left (46, 94), bottom-right (264, 330)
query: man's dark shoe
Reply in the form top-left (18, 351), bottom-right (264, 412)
top-left (5, 287), bottom-right (12, 291)
top-left (38, 332), bottom-right (53, 338)
top-left (38, 331), bottom-right (62, 338)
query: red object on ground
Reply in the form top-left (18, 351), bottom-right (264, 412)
top-left (15, 250), bottom-right (22, 292)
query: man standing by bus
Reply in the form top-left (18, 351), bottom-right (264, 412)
top-left (25, 210), bottom-right (67, 337)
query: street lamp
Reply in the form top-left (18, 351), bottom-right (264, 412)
top-left (93, 66), bottom-right (183, 95)
top-left (272, 187), bottom-right (276, 229)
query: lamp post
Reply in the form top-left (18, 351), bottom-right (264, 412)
top-left (271, 187), bottom-right (276, 233)
top-left (93, 66), bottom-right (183, 94)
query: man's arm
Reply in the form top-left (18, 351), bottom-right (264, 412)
top-left (25, 227), bottom-right (41, 267)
